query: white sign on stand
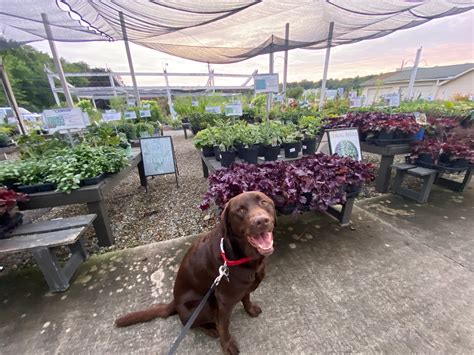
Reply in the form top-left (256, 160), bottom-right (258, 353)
top-left (327, 128), bottom-right (362, 161)
top-left (224, 102), bottom-right (243, 116)
top-left (384, 93), bottom-right (400, 107)
top-left (205, 106), bottom-right (221, 114)
top-left (349, 97), bottom-right (362, 108)
top-left (142, 103), bottom-right (150, 109)
top-left (43, 108), bottom-right (87, 132)
top-left (254, 74), bottom-right (279, 93)
top-left (127, 99), bottom-right (136, 108)
top-left (124, 111), bottom-right (137, 119)
top-left (140, 136), bottom-right (179, 189)
top-left (140, 110), bottom-right (152, 118)
top-left (102, 110), bottom-right (122, 122)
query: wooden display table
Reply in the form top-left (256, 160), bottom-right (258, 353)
top-left (360, 142), bottom-right (411, 193)
top-left (18, 149), bottom-right (146, 247)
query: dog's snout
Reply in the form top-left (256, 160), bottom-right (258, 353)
top-left (253, 215), bottom-right (270, 228)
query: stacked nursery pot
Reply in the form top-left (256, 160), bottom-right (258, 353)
top-left (297, 115), bottom-right (325, 156)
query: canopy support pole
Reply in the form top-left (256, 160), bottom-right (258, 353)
top-left (42, 13), bottom-right (74, 108)
top-left (119, 11), bottom-right (141, 106)
top-left (163, 68), bottom-right (176, 119)
top-left (45, 69), bottom-right (60, 106)
top-left (109, 73), bottom-right (117, 96)
top-left (319, 21), bottom-right (334, 111)
top-left (0, 58), bottom-right (26, 134)
top-left (283, 23), bottom-right (290, 102)
top-left (266, 37), bottom-right (275, 120)
top-left (406, 46), bottom-right (422, 100)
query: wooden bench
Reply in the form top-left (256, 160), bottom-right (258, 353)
top-left (392, 163), bottom-right (437, 203)
top-left (0, 214), bottom-right (96, 292)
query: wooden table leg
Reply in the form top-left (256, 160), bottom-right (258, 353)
top-left (202, 157), bottom-right (209, 178)
top-left (32, 247), bottom-right (69, 292)
top-left (138, 160), bottom-right (147, 187)
top-left (87, 201), bottom-right (114, 247)
top-left (375, 155), bottom-right (395, 193)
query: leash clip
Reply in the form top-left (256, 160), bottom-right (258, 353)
top-left (214, 264), bottom-right (229, 286)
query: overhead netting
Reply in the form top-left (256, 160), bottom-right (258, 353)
top-left (1, 0), bottom-right (473, 63)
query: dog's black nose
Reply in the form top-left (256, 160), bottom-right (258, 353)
top-left (253, 215), bottom-right (270, 228)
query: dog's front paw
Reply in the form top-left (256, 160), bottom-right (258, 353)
top-left (244, 303), bottom-right (262, 317)
top-left (222, 337), bottom-right (240, 355)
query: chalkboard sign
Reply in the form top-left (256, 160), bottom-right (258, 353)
top-left (140, 136), bottom-right (178, 188)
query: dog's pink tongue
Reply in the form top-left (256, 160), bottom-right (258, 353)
top-left (257, 231), bottom-right (273, 249)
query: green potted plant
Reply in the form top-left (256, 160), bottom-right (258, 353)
top-left (298, 115), bottom-right (325, 155)
top-left (0, 133), bottom-right (12, 148)
top-left (282, 124), bottom-right (303, 158)
top-left (216, 127), bottom-right (237, 168)
top-left (135, 122), bottom-right (154, 138)
top-left (193, 127), bottom-right (216, 157)
top-left (240, 125), bottom-right (262, 164)
top-left (259, 122), bottom-right (283, 161)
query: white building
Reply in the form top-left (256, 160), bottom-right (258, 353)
top-left (361, 63), bottom-right (474, 103)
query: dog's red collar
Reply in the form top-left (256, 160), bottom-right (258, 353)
top-left (220, 238), bottom-right (252, 266)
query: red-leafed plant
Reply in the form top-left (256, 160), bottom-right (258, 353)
top-left (0, 188), bottom-right (28, 217)
top-left (326, 112), bottom-right (421, 135)
top-left (409, 137), bottom-right (474, 165)
top-left (200, 154), bottom-right (375, 213)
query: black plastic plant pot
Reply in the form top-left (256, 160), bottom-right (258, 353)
top-left (242, 145), bottom-right (259, 164)
top-left (16, 185), bottom-right (38, 194)
top-left (262, 145), bottom-right (280, 161)
top-left (0, 212), bottom-right (23, 239)
top-left (202, 146), bottom-right (214, 157)
top-left (417, 153), bottom-right (434, 164)
top-left (235, 143), bottom-right (245, 159)
top-left (81, 173), bottom-right (106, 186)
top-left (284, 141), bottom-right (302, 158)
top-left (220, 151), bottom-right (236, 168)
top-left (256, 143), bottom-right (265, 157)
top-left (214, 146), bottom-right (221, 161)
top-left (276, 205), bottom-right (297, 215)
top-left (450, 159), bottom-right (469, 168)
top-left (35, 182), bottom-right (56, 192)
top-left (301, 138), bottom-right (317, 155)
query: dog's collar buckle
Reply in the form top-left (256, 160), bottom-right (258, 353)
top-left (219, 238), bottom-right (253, 267)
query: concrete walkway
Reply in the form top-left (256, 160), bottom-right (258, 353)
top-left (1, 184), bottom-right (473, 354)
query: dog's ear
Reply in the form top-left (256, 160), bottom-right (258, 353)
top-left (220, 200), bottom-right (231, 237)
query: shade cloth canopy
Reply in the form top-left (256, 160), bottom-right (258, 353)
top-left (1, 0), bottom-right (473, 63)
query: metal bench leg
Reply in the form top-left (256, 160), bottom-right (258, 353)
top-left (138, 160), bottom-right (147, 187)
top-left (183, 127), bottom-right (188, 139)
top-left (87, 201), bottom-right (114, 247)
top-left (31, 247), bottom-right (69, 292)
top-left (375, 155), bottom-right (394, 193)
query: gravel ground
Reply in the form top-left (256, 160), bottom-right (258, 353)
top-left (0, 133), bottom-right (466, 272)
top-left (0, 129), bottom-right (218, 271)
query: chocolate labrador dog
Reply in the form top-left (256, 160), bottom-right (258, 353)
top-left (115, 191), bottom-right (276, 354)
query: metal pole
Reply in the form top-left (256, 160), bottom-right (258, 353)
top-left (283, 23), bottom-right (290, 102)
top-left (266, 36), bottom-right (274, 119)
top-left (109, 73), bottom-right (117, 96)
top-left (319, 21), bottom-right (334, 111)
top-left (164, 68), bottom-right (176, 119)
top-left (46, 71), bottom-right (60, 106)
top-left (406, 46), bottom-right (422, 100)
top-left (41, 13), bottom-right (74, 108)
top-left (119, 11), bottom-right (141, 106)
top-left (0, 58), bottom-right (27, 134)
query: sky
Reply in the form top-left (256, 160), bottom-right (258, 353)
top-left (31, 10), bottom-right (474, 87)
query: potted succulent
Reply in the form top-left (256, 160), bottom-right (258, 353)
top-left (0, 188), bottom-right (28, 238)
top-left (193, 127), bottom-right (216, 157)
top-left (298, 115), bottom-right (325, 155)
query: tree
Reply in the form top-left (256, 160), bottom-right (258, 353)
top-left (287, 87), bottom-right (304, 99)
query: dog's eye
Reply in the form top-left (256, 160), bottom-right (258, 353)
top-left (238, 207), bottom-right (246, 214)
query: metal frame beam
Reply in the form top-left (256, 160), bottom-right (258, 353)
top-left (319, 21), bottom-right (334, 111)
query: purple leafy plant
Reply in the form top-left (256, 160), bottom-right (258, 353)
top-left (200, 154), bottom-right (375, 212)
